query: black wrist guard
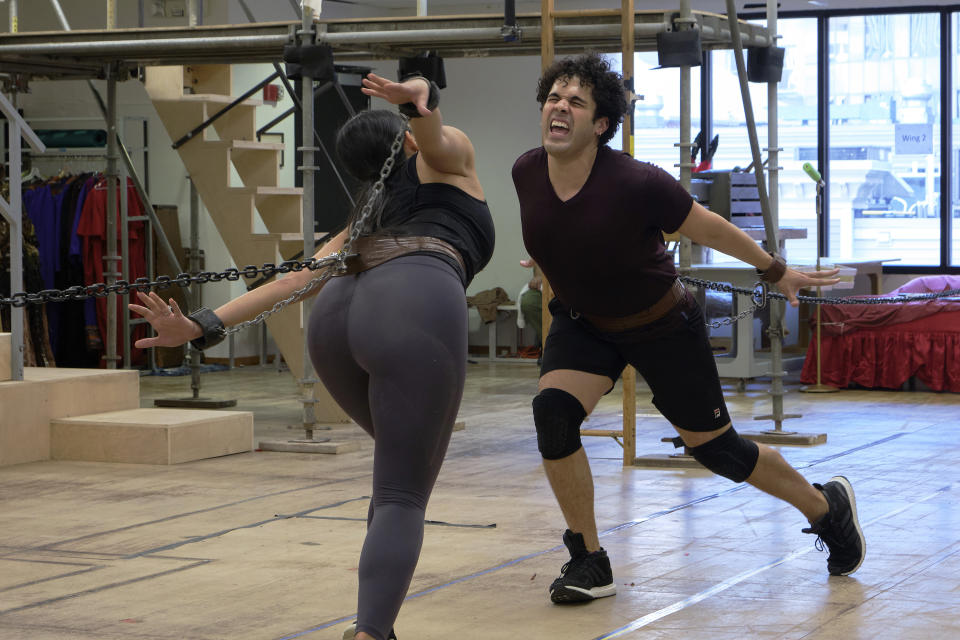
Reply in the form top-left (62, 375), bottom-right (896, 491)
top-left (398, 73), bottom-right (439, 118)
top-left (188, 307), bottom-right (226, 350)
top-left (756, 253), bottom-right (787, 284)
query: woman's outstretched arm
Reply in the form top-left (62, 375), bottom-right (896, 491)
top-left (130, 229), bottom-right (347, 348)
top-left (360, 73), bottom-right (475, 178)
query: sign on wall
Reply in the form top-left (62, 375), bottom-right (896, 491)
top-left (894, 123), bottom-right (933, 155)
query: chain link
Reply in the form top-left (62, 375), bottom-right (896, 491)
top-left (678, 275), bottom-right (960, 328)
top-left (4, 261), bottom-right (959, 334)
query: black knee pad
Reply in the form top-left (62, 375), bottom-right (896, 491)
top-left (688, 426), bottom-right (759, 483)
top-left (532, 388), bottom-right (586, 460)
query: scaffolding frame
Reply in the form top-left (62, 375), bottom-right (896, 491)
top-left (0, 12), bottom-right (772, 75)
top-left (0, 90), bottom-right (46, 381)
top-left (1, 5), bottom-right (788, 455)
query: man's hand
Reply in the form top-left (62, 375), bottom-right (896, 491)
top-left (129, 291), bottom-right (202, 348)
top-left (776, 267), bottom-right (841, 307)
top-left (520, 258), bottom-right (542, 290)
top-left (361, 73), bottom-right (432, 116)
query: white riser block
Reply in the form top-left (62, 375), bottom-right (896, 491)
top-left (51, 408), bottom-right (254, 465)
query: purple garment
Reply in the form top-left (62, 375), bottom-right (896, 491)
top-left (23, 183), bottom-right (63, 289)
top-left (69, 177), bottom-right (95, 260)
top-left (67, 177), bottom-right (99, 330)
top-left (513, 146), bottom-right (693, 316)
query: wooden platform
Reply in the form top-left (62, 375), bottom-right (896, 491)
top-left (0, 367), bottom-right (255, 467)
top-left (51, 408), bottom-right (254, 465)
top-left (0, 367), bottom-right (140, 466)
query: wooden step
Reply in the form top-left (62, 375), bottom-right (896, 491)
top-left (51, 408), bottom-right (254, 465)
top-left (1, 368), bottom-right (140, 467)
top-left (145, 65), bottom-right (234, 100)
top-left (276, 233), bottom-right (331, 259)
top-left (169, 93), bottom-right (263, 107)
top-left (0, 333), bottom-right (9, 383)
top-left (254, 189), bottom-right (303, 234)
top-left (229, 140), bottom-right (283, 188)
top-left (186, 64), bottom-right (233, 96)
top-left (151, 98), bottom-right (260, 145)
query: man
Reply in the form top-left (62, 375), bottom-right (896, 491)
top-left (519, 257), bottom-right (543, 352)
top-left (511, 52), bottom-right (865, 605)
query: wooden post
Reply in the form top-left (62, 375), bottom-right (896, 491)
top-left (540, 0), bottom-right (555, 341)
top-left (620, 0), bottom-right (636, 468)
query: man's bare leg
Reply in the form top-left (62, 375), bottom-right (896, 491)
top-left (543, 448), bottom-right (600, 550)
top-left (676, 425), bottom-right (828, 523)
top-left (538, 369), bottom-right (612, 552)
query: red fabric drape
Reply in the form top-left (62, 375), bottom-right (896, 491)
top-left (76, 177), bottom-right (148, 366)
top-left (801, 314), bottom-right (960, 392)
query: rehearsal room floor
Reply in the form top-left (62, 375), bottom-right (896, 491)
top-left (1, 361), bottom-right (959, 640)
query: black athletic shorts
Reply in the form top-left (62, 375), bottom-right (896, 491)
top-left (540, 290), bottom-right (731, 432)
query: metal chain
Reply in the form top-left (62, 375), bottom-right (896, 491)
top-left (4, 262), bottom-right (959, 335)
top-left (678, 275), bottom-right (960, 329)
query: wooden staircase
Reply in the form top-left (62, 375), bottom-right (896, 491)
top-left (144, 64), bottom-right (348, 423)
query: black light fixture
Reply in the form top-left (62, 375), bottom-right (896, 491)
top-left (398, 52), bottom-right (447, 89)
top-left (654, 29), bottom-right (702, 69)
top-left (747, 46), bottom-right (785, 83)
top-left (283, 43), bottom-right (336, 84)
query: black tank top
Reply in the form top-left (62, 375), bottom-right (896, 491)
top-left (376, 154), bottom-right (495, 287)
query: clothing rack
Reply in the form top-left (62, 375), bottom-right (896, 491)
top-left (21, 115), bottom-right (156, 370)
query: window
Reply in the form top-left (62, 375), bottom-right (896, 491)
top-left (712, 18), bottom-right (819, 263)
top-left (628, 51), bottom-right (701, 178)
top-left (953, 13), bottom-right (960, 266)
top-left (828, 13), bottom-right (941, 265)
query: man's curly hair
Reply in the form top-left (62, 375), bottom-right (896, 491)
top-left (536, 52), bottom-right (628, 146)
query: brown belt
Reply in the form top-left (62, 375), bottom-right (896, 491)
top-left (337, 235), bottom-right (466, 277)
top-left (581, 279), bottom-right (686, 332)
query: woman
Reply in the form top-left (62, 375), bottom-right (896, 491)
top-left (130, 73), bottom-right (495, 640)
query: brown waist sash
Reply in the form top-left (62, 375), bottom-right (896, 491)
top-left (580, 279), bottom-right (686, 332)
top-left (338, 235), bottom-right (466, 278)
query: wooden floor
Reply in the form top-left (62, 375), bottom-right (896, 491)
top-left (1, 361), bottom-right (958, 639)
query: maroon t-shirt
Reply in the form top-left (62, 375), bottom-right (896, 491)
top-left (513, 146), bottom-right (693, 317)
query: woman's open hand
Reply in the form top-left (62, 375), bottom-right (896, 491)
top-left (128, 291), bottom-right (202, 349)
top-left (776, 267), bottom-right (841, 307)
top-left (361, 73), bottom-right (432, 116)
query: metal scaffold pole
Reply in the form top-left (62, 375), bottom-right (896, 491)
top-left (724, 0), bottom-right (824, 446)
top-left (104, 66), bottom-right (120, 369)
top-left (0, 92), bottom-right (46, 381)
top-left (299, 2), bottom-right (322, 443)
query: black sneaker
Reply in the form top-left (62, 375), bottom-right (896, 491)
top-left (549, 529), bottom-right (616, 603)
top-left (802, 476), bottom-right (866, 576)
top-left (342, 623), bottom-right (397, 639)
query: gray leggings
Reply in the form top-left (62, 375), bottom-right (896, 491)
top-left (307, 254), bottom-right (467, 640)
